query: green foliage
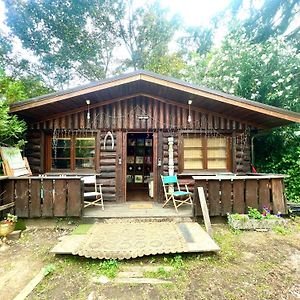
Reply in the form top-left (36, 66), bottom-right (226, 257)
top-left (189, 29), bottom-right (300, 203)
top-left (145, 267), bottom-right (172, 279)
top-left (4, 213), bottom-right (18, 223)
top-left (0, 101), bottom-right (26, 147)
top-left (255, 127), bottom-right (300, 203)
top-left (119, 1), bottom-right (182, 74)
top-left (43, 264), bottom-right (56, 276)
top-left (229, 214), bottom-right (248, 222)
top-left (189, 29), bottom-right (300, 112)
top-left (163, 254), bottom-right (184, 269)
top-left (226, 0), bottom-right (300, 47)
top-left (0, 70), bottom-right (52, 104)
top-left (247, 207), bottom-right (263, 220)
top-left (97, 259), bottom-right (119, 279)
top-left (4, 0), bottom-right (125, 84)
top-left (272, 225), bottom-right (291, 235)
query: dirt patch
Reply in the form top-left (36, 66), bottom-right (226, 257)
top-left (0, 228), bottom-right (69, 300)
top-left (1, 218), bottom-right (300, 300)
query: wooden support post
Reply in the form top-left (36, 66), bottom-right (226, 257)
top-left (197, 187), bottom-right (212, 237)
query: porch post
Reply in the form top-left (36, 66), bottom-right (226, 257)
top-left (168, 136), bottom-right (174, 176)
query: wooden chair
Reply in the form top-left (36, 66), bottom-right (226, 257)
top-left (82, 175), bottom-right (104, 210)
top-left (161, 175), bottom-right (193, 213)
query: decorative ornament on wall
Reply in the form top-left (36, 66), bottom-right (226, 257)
top-left (103, 131), bottom-right (114, 150)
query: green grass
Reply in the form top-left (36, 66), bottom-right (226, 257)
top-left (71, 224), bottom-right (93, 235)
top-left (144, 267), bottom-right (173, 279)
top-left (15, 218), bottom-right (26, 231)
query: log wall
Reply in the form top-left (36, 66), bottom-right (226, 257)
top-left (24, 96), bottom-right (253, 204)
top-left (30, 96), bottom-right (248, 132)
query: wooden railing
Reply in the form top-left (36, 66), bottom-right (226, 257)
top-left (193, 175), bottom-right (287, 217)
top-left (1, 176), bottom-right (83, 218)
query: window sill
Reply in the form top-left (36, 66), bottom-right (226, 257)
top-left (178, 171), bottom-right (233, 176)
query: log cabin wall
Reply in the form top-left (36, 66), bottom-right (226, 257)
top-left (29, 96), bottom-right (249, 132)
top-left (25, 130), bottom-right (44, 174)
top-left (25, 95), bottom-right (253, 202)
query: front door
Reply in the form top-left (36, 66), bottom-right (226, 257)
top-left (126, 133), bottom-right (153, 201)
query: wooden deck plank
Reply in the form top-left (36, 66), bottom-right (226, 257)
top-left (208, 181), bottom-right (220, 216)
top-left (29, 179), bottom-right (41, 217)
top-left (83, 202), bottom-right (193, 218)
top-left (232, 180), bottom-right (245, 213)
top-left (258, 179), bottom-right (271, 211)
top-left (245, 180), bottom-right (258, 210)
top-left (271, 178), bottom-right (286, 213)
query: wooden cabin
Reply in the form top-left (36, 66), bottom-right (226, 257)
top-left (6, 70), bottom-right (300, 218)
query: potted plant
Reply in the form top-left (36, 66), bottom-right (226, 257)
top-left (228, 206), bottom-right (287, 230)
top-left (0, 213), bottom-right (18, 237)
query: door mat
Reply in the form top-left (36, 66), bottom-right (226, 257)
top-left (129, 203), bottom-right (153, 209)
top-left (51, 220), bottom-right (220, 259)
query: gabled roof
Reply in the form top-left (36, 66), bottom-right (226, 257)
top-left (10, 70), bottom-right (300, 128)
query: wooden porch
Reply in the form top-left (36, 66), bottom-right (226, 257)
top-left (83, 201), bottom-right (193, 218)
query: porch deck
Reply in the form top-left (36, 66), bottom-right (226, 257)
top-left (83, 201), bottom-right (193, 218)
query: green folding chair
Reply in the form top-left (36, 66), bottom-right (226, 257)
top-left (161, 175), bottom-right (193, 212)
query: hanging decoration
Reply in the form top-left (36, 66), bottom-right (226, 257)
top-left (103, 131), bottom-right (114, 150)
top-left (187, 99), bottom-right (192, 123)
top-left (86, 99), bottom-right (91, 128)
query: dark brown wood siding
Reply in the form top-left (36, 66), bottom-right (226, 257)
top-left (25, 95), bottom-right (253, 203)
top-left (30, 96), bottom-right (248, 132)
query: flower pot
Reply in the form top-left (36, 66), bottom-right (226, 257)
top-left (0, 222), bottom-right (16, 237)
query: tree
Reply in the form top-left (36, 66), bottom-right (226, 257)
top-left (4, 0), bottom-right (125, 85)
top-left (0, 69), bottom-right (52, 148)
top-left (0, 101), bottom-right (26, 148)
top-left (118, 1), bottom-right (181, 72)
top-left (188, 29), bottom-right (300, 202)
top-left (224, 0), bottom-right (300, 46)
top-left (179, 26), bottom-right (214, 56)
top-left (0, 70), bottom-right (53, 104)
top-left (189, 29), bottom-right (300, 112)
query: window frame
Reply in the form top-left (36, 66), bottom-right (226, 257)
top-left (179, 133), bottom-right (232, 173)
top-left (46, 134), bottom-right (98, 172)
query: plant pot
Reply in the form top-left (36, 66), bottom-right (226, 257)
top-left (0, 222), bottom-right (16, 237)
top-left (228, 214), bottom-right (287, 230)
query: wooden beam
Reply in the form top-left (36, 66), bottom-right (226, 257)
top-left (10, 75), bottom-right (141, 113)
top-left (0, 202), bottom-right (15, 211)
top-left (140, 74), bottom-right (300, 124)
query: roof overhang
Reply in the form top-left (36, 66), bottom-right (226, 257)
top-left (10, 70), bottom-right (300, 129)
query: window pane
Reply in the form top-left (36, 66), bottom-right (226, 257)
top-left (52, 147), bottom-right (70, 158)
top-left (183, 136), bottom-right (228, 171)
top-left (208, 159), bottom-right (227, 169)
top-left (184, 159), bottom-right (203, 169)
top-left (207, 137), bottom-right (227, 169)
top-left (184, 148), bottom-right (203, 158)
top-left (75, 159), bottom-right (94, 169)
top-left (183, 136), bottom-right (203, 170)
top-left (207, 148), bottom-right (226, 158)
top-left (75, 148), bottom-right (95, 157)
top-left (52, 159), bottom-right (71, 169)
top-left (207, 137), bottom-right (226, 147)
top-left (75, 138), bottom-right (95, 147)
top-left (184, 137), bottom-right (202, 147)
top-left (55, 138), bottom-right (71, 148)
top-left (75, 137), bottom-right (96, 169)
